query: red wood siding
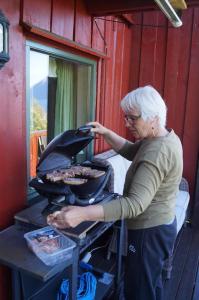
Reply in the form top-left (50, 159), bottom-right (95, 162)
top-left (95, 17), bottom-right (133, 152)
top-left (0, 1), bottom-right (27, 299)
top-left (129, 8), bottom-right (199, 199)
top-left (183, 7), bottom-right (199, 200)
top-left (51, 0), bottom-right (75, 40)
top-left (92, 17), bottom-right (106, 52)
top-left (139, 11), bottom-right (159, 86)
top-left (75, 0), bottom-right (92, 47)
top-left (23, 0), bottom-right (51, 30)
top-left (153, 14), bottom-right (167, 93)
top-left (0, 0), bottom-right (26, 237)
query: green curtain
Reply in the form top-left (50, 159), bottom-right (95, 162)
top-left (54, 61), bottom-right (76, 136)
top-left (75, 66), bottom-right (91, 127)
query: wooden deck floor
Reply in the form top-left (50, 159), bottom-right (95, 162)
top-left (88, 224), bottom-right (199, 300)
top-left (163, 225), bottom-right (199, 300)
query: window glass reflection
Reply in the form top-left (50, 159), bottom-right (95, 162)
top-left (29, 50), bottom-right (92, 178)
top-left (0, 24), bottom-right (3, 52)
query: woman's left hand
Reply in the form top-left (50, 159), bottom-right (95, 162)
top-left (47, 206), bottom-right (86, 229)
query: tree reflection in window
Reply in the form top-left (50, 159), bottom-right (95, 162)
top-left (29, 50), bottom-right (93, 178)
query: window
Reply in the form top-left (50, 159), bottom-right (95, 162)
top-left (26, 42), bottom-right (96, 184)
top-left (0, 24), bottom-right (3, 52)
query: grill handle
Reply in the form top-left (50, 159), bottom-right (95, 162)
top-left (75, 125), bottom-right (94, 135)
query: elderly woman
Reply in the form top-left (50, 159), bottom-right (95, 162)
top-left (47, 86), bottom-right (183, 300)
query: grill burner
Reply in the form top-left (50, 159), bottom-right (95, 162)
top-left (30, 125), bottom-right (112, 214)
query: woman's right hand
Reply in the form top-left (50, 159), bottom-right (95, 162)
top-left (87, 121), bottom-right (125, 151)
top-left (87, 121), bottom-right (109, 136)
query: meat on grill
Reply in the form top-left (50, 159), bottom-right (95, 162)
top-left (63, 178), bottom-right (88, 185)
top-left (46, 165), bottom-right (105, 185)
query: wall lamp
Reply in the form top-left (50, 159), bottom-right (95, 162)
top-left (154, 0), bottom-right (183, 27)
top-left (0, 10), bottom-right (10, 69)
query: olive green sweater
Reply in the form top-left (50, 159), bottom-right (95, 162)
top-left (102, 130), bottom-right (183, 229)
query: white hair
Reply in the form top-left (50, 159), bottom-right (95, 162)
top-left (120, 85), bottom-right (167, 128)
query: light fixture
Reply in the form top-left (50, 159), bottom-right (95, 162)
top-left (0, 10), bottom-right (10, 69)
top-left (154, 0), bottom-right (183, 27)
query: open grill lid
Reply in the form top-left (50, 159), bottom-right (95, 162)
top-left (37, 126), bottom-right (94, 176)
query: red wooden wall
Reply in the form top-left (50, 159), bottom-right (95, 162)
top-left (0, 1), bottom-right (131, 299)
top-left (0, 0), bottom-right (199, 299)
top-left (0, 1), bottom-right (26, 298)
top-left (128, 8), bottom-right (199, 201)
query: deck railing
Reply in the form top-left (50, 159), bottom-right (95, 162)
top-left (30, 130), bottom-right (47, 177)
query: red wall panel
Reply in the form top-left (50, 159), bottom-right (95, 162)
top-left (92, 17), bottom-right (106, 53)
top-left (121, 26), bottom-right (132, 98)
top-left (175, 9), bottom-right (193, 138)
top-left (0, 1), bottom-right (27, 299)
top-left (111, 22), bottom-right (125, 136)
top-left (130, 12), bottom-right (142, 89)
top-left (98, 17), bottom-right (117, 152)
top-left (128, 8), bottom-right (199, 199)
top-left (109, 21), bottom-right (122, 128)
top-left (0, 1), bottom-right (26, 228)
top-left (94, 17), bottom-right (133, 152)
top-left (51, 0), bottom-right (75, 40)
top-left (139, 11), bottom-right (159, 86)
top-left (22, 0), bottom-right (51, 31)
top-left (164, 25), bottom-right (182, 127)
top-left (183, 7), bottom-right (199, 198)
top-left (75, 0), bottom-right (92, 47)
top-left (121, 25), bottom-right (134, 139)
top-left (153, 14), bottom-right (167, 95)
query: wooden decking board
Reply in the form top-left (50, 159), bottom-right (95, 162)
top-left (163, 228), bottom-right (193, 300)
top-left (176, 229), bottom-right (199, 300)
top-left (192, 253), bottom-right (199, 300)
top-left (163, 226), bottom-right (199, 300)
top-left (89, 226), bottom-right (199, 300)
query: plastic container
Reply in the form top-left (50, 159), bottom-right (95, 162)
top-left (24, 226), bottom-right (76, 266)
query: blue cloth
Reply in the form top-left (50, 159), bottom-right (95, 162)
top-left (57, 272), bottom-right (97, 300)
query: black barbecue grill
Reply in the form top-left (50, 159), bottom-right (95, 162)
top-left (30, 125), bottom-right (112, 214)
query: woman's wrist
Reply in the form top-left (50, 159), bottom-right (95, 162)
top-left (82, 205), bottom-right (105, 222)
top-left (102, 128), bottom-right (111, 137)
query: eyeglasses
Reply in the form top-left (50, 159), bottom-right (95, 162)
top-left (124, 114), bottom-right (141, 123)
